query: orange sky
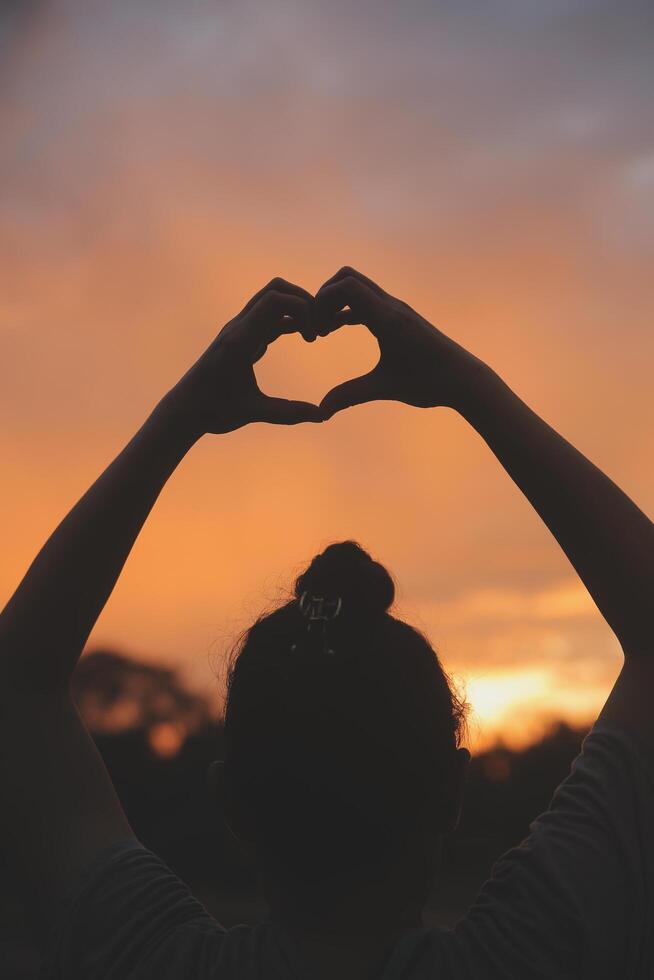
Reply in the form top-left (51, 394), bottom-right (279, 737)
top-left (2, 1), bottom-right (653, 750)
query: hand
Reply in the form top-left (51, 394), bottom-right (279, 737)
top-left (163, 279), bottom-right (324, 436)
top-left (314, 267), bottom-right (481, 417)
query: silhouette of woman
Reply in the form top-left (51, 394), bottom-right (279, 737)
top-left (1, 268), bottom-right (652, 978)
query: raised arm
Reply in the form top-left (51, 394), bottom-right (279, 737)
top-left (0, 278), bottom-right (321, 940)
top-left (452, 370), bottom-right (652, 661)
top-left (315, 267), bottom-right (654, 665)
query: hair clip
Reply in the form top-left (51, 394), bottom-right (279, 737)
top-left (291, 591), bottom-right (342, 655)
top-left (298, 592), bottom-right (342, 622)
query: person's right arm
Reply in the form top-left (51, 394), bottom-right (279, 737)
top-left (315, 267), bottom-right (654, 736)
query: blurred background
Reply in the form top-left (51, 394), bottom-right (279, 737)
top-left (1, 0), bottom-right (653, 972)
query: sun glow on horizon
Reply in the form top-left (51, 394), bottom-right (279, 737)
top-left (459, 661), bottom-right (614, 752)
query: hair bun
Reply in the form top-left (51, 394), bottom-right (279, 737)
top-left (295, 541), bottom-right (394, 619)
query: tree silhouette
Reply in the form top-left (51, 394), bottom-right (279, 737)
top-left (72, 648), bottom-right (211, 756)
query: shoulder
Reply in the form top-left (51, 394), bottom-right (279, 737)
top-left (596, 656), bottom-right (654, 756)
top-left (452, 709), bottom-right (654, 976)
top-left (42, 840), bottom-right (225, 977)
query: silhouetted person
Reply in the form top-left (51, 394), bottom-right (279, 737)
top-left (0, 268), bottom-right (652, 978)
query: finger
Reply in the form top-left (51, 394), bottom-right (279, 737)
top-left (318, 266), bottom-right (387, 297)
top-left (254, 291), bottom-right (311, 327)
top-left (239, 277), bottom-right (314, 317)
top-left (244, 292), bottom-right (313, 353)
top-left (314, 276), bottom-right (374, 316)
top-left (251, 312), bottom-right (317, 362)
top-left (301, 324), bottom-right (319, 342)
top-left (319, 368), bottom-right (385, 419)
top-left (279, 320), bottom-right (318, 341)
top-left (315, 309), bottom-right (360, 337)
top-left (257, 396), bottom-right (324, 425)
top-left (314, 277), bottom-right (385, 340)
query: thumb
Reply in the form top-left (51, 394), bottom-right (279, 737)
top-left (257, 396), bottom-right (324, 425)
top-left (320, 368), bottom-right (384, 419)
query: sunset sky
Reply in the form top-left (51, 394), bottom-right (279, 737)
top-left (2, 0), bottom-right (653, 749)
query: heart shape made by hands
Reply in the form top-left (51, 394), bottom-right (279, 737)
top-left (254, 323), bottom-right (379, 409)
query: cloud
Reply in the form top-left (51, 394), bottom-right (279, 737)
top-left (409, 579), bottom-right (597, 628)
top-left (2, 0), bottom-right (653, 232)
top-left (1, 0), bottom-right (651, 749)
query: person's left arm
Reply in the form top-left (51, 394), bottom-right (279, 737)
top-left (0, 278), bottom-right (321, 943)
